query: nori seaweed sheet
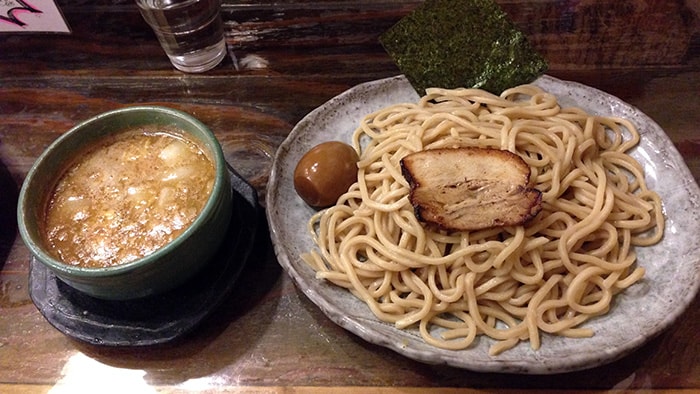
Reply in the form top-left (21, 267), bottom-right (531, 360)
top-left (380, 0), bottom-right (548, 95)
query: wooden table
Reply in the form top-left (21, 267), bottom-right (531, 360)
top-left (1, 0), bottom-right (698, 392)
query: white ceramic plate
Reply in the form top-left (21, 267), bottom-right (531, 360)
top-left (266, 75), bottom-right (700, 374)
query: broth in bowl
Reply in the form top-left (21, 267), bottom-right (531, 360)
top-left (43, 126), bottom-right (216, 268)
top-left (18, 105), bottom-right (232, 300)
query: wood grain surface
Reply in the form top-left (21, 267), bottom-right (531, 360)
top-left (0, 0), bottom-right (698, 392)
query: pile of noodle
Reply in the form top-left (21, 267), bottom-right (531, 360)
top-left (302, 85), bottom-right (664, 355)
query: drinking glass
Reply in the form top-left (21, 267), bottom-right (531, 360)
top-left (136, 0), bottom-right (226, 73)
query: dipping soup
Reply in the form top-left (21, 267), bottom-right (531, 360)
top-left (43, 126), bottom-right (216, 268)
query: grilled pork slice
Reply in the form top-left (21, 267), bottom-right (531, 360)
top-left (401, 147), bottom-right (542, 231)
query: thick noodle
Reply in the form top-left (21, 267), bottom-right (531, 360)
top-left (302, 85), bottom-right (664, 355)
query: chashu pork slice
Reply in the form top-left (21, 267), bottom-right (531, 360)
top-left (401, 147), bottom-right (542, 232)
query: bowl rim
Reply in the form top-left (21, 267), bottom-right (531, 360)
top-left (17, 105), bottom-right (229, 278)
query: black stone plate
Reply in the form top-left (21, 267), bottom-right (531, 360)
top-left (28, 165), bottom-right (259, 346)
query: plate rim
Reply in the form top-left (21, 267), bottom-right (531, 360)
top-left (266, 74), bottom-right (700, 373)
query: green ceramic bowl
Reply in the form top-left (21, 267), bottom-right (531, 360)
top-left (18, 106), bottom-right (232, 300)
